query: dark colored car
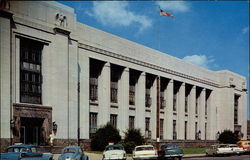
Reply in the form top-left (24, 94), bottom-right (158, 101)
top-left (158, 144), bottom-right (184, 160)
top-left (0, 144), bottom-right (53, 160)
top-left (58, 146), bottom-right (89, 160)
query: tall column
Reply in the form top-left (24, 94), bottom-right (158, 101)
top-left (0, 10), bottom-right (13, 146)
top-left (177, 83), bottom-right (185, 139)
top-left (188, 85), bottom-right (196, 140)
top-left (118, 67), bottom-right (129, 137)
top-left (151, 77), bottom-right (157, 139)
top-left (135, 72), bottom-right (145, 133)
top-left (199, 89), bottom-right (206, 140)
top-left (165, 79), bottom-right (173, 139)
top-left (78, 53), bottom-right (89, 139)
top-left (240, 92), bottom-right (247, 139)
top-left (207, 90), bottom-right (215, 140)
top-left (98, 62), bottom-right (111, 126)
top-left (50, 28), bottom-right (70, 140)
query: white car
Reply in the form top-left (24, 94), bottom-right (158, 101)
top-left (102, 144), bottom-right (126, 160)
top-left (206, 144), bottom-right (234, 156)
top-left (228, 144), bottom-right (244, 155)
top-left (133, 145), bottom-right (158, 160)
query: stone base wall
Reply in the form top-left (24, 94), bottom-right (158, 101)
top-left (0, 138), bottom-right (11, 153)
top-left (53, 139), bottom-right (91, 151)
top-left (147, 140), bottom-right (218, 149)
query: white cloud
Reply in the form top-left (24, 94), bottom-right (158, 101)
top-left (88, 1), bottom-right (152, 33)
top-left (182, 54), bottom-right (215, 69)
top-left (242, 26), bottom-right (249, 34)
top-left (156, 1), bottom-right (190, 12)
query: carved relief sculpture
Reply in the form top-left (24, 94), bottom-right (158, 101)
top-left (55, 13), bottom-right (67, 28)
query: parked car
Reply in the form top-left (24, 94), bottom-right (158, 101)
top-left (228, 144), bottom-right (244, 155)
top-left (158, 144), bottom-right (183, 160)
top-left (58, 146), bottom-right (88, 160)
top-left (205, 144), bottom-right (234, 156)
top-left (102, 144), bottom-right (126, 160)
top-left (0, 144), bottom-right (53, 160)
top-left (132, 145), bottom-right (158, 160)
top-left (237, 140), bottom-right (250, 152)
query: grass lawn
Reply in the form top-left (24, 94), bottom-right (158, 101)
top-left (183, 147), bottom-right (208, 154)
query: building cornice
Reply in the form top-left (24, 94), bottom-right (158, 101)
top-left (78, 43), bottom-right (220, 88)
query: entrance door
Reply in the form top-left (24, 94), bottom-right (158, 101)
top-left (20, 117), bottom-right (44, 145)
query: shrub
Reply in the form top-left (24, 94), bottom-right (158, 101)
top-left (122, 128), bottom-right (145, 153)
top-left (91, 123), bottom-right (121, 151)
top-left (218, 130), bottom-right (239, 144)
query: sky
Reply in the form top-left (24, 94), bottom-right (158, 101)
top-left (59, 1), bottom-right (249, 119)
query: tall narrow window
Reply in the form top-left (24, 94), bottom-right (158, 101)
top-left (234, 95), bottom-right (240, 124)
top-left (173, 120), bottom-right (177, 140)
top-left (185, 96), bottom-right (188, 113)
top-left (20, 38), bottom-right (43, 104)
top-left (195, 122), bottom-right (198, 140)
top-left (160, 92), bottom-right (166, 109)
top-left (89, 113), bottom-right (98, 138)
top-left (173, 94), bottom-right (177, 111)
top-left (184, 121), bottom-right (187, 140)
top-left (129, 116), bottom-right (135, 130)
top-left (160, 119), bottom-right (164, 139)
top-left (110, 114), bottom-right (117, 128)
top-left (129, 86), bottom-right (135, 105)
top-left (145, 89), bottom-right (152, 107)
top-left (145, 118), bottom-right (151, 139)
top-left (205, 122), bottom-right (207, 140)
top-left (111, 82), bottom-right (118, 103)
top-left (90, 78), bottom-right (98, 101)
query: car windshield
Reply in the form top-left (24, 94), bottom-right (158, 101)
top-left (136, 146), bottom-right (154, 151)
top-left (218, 145), bottom-right (228, 148)
top-left (63, 148), bottom-right (76, 153)
top-left (105, 145), bottom-right (124, 151)
top-left (8, 147), bottom-right (31, 153)
top-left (229, 145), bottom-right (238, 147)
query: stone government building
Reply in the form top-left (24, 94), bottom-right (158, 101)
top-left (0, 1), bottom-right (248, 150)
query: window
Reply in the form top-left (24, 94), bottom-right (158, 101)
top-left (205, 122), bottom-right (207, 140)
top-left (173, 94), bottom-right (177, 111)
top-left (129, 116), bottom-right (135, 130)
top-left (160, 92), bottom-right (166, 109)
top-left (145, 89), bottom-right (151, 107)
top-left (145, 118), bottom-right (150, 131)
top-left (111, 82), bottom-right (118, 103)
top-left (89, 113), bottom-right (98, 138)
top-left (173, 120), bottom-right (177, 140)
top-left (160, 119), bottom-right (164, 139)
top-left (185, 96), bottom-right (188, 113)
top-left (184, 121), bottom-right (187, 140)
top-left (90, 78), bottom-right (98, 101)
top-left (20, 38), bottom-right (43, 104)
top-left (129, 86), bottom-right (135, 105)
top-left (110, 114), bottom-right (117, 128)
top-left (234, 95), bottom-right (240, 124)
top-left (195, 122), bottom-right (198, 140)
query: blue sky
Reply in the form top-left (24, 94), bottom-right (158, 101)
top-left (59, 1), bottom-right (249, 119)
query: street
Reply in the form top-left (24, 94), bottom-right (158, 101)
top-left (185, 155), bottom-right (250, 160)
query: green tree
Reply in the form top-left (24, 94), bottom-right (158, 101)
top-left (218, 130), bottom-right (239, 144)
top-left (91, 123), bottom-right (121, 151)
top-left (121, 128), bottom-right (145, 153)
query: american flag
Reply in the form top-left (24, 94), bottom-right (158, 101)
top-left (160, 9), bottom-right (174, 18)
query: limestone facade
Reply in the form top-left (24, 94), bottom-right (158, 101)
top-left (0, 1), bottom-right (248, 149)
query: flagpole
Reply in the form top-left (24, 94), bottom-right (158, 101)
top-left (157, 6), bottom-right (161, 51)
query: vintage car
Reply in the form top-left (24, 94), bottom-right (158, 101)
top-left (0, 144), bottom-right (53, 160)
top-left (132, 145), bottom-right (158, 160)
top-left (102, 144), bottom-right (126, 160)
top-left (228, 144), bottom-right (244, 155)
top-left (58, 146), bottom-right (89, 160)
top-left (205, 144), bottom-right (234, 156)
top-left (237, 140), bottom-right (250, 152)
top-left (158, 144), bottom-right (184, 160)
